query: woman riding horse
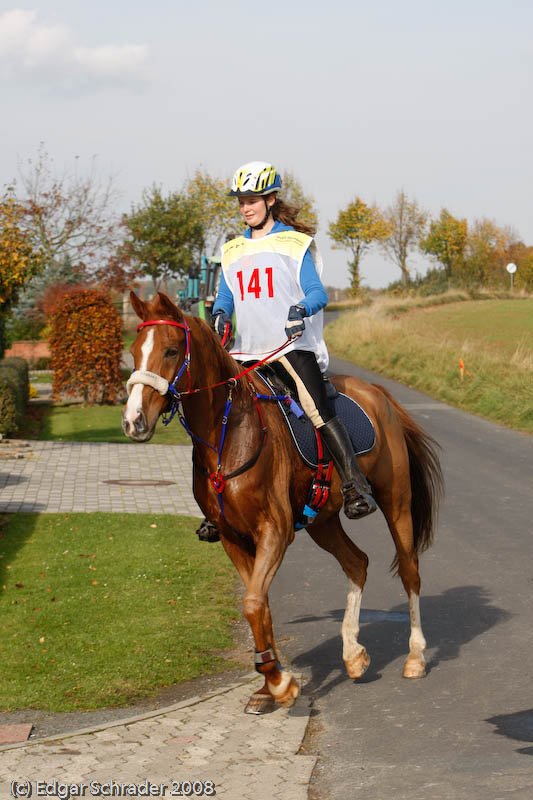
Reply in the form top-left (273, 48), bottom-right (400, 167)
top-left (122, 163), bottom-right (443, 714)
top-left (212, 160), bottom-right (375, 521)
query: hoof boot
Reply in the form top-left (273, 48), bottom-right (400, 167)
top-left (196, 519), bottom-right (220, 542)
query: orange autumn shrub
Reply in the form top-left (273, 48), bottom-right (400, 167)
top-left (49, 286), bottom-right (123, 404)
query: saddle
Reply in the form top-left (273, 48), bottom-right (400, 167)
top-left (254, 364), bottom-right (376, 469)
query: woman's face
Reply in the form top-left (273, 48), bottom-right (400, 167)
top-left (238, 195), bottom-right (275, 226)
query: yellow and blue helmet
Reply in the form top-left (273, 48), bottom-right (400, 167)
top-left (228, 161), bottom-right (282, 196)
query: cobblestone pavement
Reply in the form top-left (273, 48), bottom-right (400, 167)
top-left (0, 675), bottom-right (315, 799)
top-left (0, 441), bottom-right (202, 516)
top-left (0, 442), bottom-right (315, 798)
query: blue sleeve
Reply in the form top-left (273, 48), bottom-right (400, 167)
top-left (299, 249), bottom-right (328, 316)
top-left (212, 271), bottom-right (234, 316)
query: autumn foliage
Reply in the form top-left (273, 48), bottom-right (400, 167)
top-left (49, 287), bottom-right (123, 404)
top-left (0, 191), bottom-right (43, 356)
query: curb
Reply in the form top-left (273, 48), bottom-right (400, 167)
top-left (0, 672), bottom-right (261, 752)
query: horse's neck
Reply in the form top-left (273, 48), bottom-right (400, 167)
top-left (182, 318), bottom-right (245, 436)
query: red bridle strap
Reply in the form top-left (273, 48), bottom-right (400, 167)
top-left (137, 319), bottom-right (187, 332)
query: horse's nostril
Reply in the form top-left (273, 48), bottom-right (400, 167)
top-left (133, 410), bottom-right (147, 433)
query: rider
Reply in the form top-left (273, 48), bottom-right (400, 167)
top-left (210, 160), bottom-right (377, 527)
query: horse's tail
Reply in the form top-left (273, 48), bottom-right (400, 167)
top-left (372, 384), bottom-right (444, 572)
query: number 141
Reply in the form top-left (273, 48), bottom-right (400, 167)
top-left (237, 267), bottom-right (274, 300)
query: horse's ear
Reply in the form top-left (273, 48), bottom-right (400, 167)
top-left (130, 291), bottom-right (149, 321)
top-left (157, 291), bottom-right (182, 320)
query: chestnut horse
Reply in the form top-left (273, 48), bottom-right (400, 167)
top-left (123, 291), bottom-right (443, 713)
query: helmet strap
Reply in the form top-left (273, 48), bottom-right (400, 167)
top-left (250, 198), bottom-right (273, 231)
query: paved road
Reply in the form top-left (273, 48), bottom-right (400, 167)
top-left (270, 355), bottom-right (533, 800)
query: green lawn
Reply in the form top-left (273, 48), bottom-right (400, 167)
top-left (402, 299), bottom-right (533, 358)
top-left (29, 372), bottom-right (53, 385)
top-left (0, 513), bottom-right (239, 711)
top-left (21, 403), bottom-right (190, 445)
top-left (326, 298), bottom-right (533, 433)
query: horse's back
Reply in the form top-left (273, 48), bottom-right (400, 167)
top-left (330, 373), bottom-right (392, 429)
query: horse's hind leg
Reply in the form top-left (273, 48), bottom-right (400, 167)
top-left (307, 514), bottom-right (371, 679)
top-left (376, 491), bottom-right (427, 679)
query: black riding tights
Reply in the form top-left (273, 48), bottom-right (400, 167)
top-left (277, 350), bottom-right (333, 428)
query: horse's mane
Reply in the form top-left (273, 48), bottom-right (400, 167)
top-left (186, 313), bottom-right (242, 383)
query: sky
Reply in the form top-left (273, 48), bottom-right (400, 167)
top-left (1, 0), bottom-right (532, 289)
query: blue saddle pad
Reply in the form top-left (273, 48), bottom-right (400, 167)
top-left (256, 373), bottom-right (376, 469)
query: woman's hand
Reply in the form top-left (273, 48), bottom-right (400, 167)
top-left (285, 304), bottom-right (306, 340)
top-left (213, 311), bottom-right (233, 340)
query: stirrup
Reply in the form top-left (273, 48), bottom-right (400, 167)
top-left (196, 518), bottom-right (220, 542)
top-left (341, 483), bottom-right (377, 520)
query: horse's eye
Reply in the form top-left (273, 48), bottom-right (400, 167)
top-left (164, 347), bottom-right (179, 358)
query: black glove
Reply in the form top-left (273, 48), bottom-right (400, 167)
top-left (285, 304), bottom-right (306, 340)
top-left (213, 311), bottom-right (233, 340)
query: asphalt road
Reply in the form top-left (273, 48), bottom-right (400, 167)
top-left (270, 354), bottom-right (533, 800)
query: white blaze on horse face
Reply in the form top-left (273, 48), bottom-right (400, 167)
top-left (124, 328), bottom-right (154, 425)
top-left (341, 579), bottom-right (364, 663)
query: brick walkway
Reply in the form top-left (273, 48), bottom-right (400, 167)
top-left (0, 441), bottom-right (202, 516)
top-left (0, 676), bottom-right (315, 799)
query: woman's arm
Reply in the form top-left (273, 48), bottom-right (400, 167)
top-left (212, 271), bottom-right (235, 316)
top-left (299, 249), bottom-right (328, 316)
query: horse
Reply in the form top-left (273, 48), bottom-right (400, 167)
top-left (123, 290), bottom-right (443, 714)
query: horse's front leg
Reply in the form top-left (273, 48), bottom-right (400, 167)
top-left (219, 531), bottom-right (293, 713)
top-left (243, 529), bottom-right (300, 709)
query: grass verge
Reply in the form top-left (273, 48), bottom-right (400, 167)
top-left (326, 298), bottom-right (533, 433)
top-left (19, 404), bottom-right (190, 445)
top-left (0, 512), bottom-right (239, 711)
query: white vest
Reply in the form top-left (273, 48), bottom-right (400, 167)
top-left (221, 230), bottom-right (329, 371)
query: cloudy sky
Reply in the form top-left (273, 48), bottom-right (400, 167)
top-left (1, 1), bottom-right (532, 288)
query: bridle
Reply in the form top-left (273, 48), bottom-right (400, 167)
top-left (126, 318), bottom-right (192, 416)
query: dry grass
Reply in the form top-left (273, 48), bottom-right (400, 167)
top-left (326, 297), bottom-right (533, 433)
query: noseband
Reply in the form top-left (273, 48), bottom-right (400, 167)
top-left (126, 318), bottom-right (192, 403)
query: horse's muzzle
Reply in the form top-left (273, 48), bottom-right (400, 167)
top-left (122, 409), bottom-right (152, 441)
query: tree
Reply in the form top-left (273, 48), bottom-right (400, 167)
top-left (122, 186), bottom-right (204, 290)
top-left (0, 191), bottom-right (43, 307)
top-left (0, 189), bottom-right (43, 357)
top-left (508, 243), bottom-right (533, 291)
top-left (328, 198), bottom-right (389, 294)
top-left (380, 191), bottom-right (427, 288)
top-left (463, 218), bottom-right (521, 286)
top-left (419, 209), bottom-right (468, 282)
top-left (185, 170), bottom-right (242, 257)
top-left (17, 145), bottom-right (121, 280)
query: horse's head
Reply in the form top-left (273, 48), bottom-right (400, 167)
top-left (123, 291), bottom-right (189, 441)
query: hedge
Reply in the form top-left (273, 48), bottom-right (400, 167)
top-left (0, 357), bottom-right (29, 436)
top-left (49, 287), bottom-right (123, 404)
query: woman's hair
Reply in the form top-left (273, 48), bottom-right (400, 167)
top-left (272, 198), bottom-right (316, 235)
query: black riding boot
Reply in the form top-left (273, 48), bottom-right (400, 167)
top-left (196, 518), bottom-right (220, 542)
top-left (319, 416), bottom-right (377, 519)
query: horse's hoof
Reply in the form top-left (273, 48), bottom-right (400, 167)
top-left (276, 676), bottom-right (300, 708)
top-left (403, 654), bottom-right (426, 679)
top-left (344, 647), bottom-right (371, 679)
top-left (244, 692), bottom-right (276, 715)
